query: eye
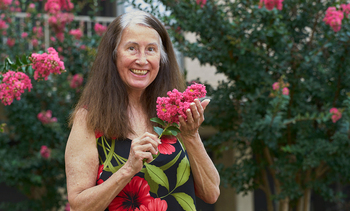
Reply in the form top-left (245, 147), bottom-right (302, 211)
top-left (128, 46), bottom-right (135, 51)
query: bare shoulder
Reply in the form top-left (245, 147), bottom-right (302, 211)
top-left (65, 108), bottom-right (99, 196)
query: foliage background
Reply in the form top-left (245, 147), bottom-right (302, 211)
top-left (0, 0), bottom-right (101, 210)
top-left (130, 0), bottom-right (350, 210)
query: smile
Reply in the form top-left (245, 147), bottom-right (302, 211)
top-left (130, 69), bottom-right (148, 75)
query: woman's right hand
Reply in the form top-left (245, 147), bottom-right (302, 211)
top-left (124, 132), bottom-right (161, 174)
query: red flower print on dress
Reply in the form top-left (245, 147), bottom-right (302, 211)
top-left (135, 198), bottom-right (168, 211)
top-left (158, 135), bottom-right (177, 155)
top-left (108, 176), bottom-right (153, 211)
top-left (96, 164), bottom-right (104, 185)
top-left (95, 130), bottom-right (103, 139)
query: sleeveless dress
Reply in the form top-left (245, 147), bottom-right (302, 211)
top-left (96, 135), bottom-right (197, 211)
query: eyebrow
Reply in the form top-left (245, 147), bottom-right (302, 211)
top-left (124, 41), bottom-right (159, 46)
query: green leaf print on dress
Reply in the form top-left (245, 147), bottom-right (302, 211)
top-left (172, 192), bottom-right (196, 211)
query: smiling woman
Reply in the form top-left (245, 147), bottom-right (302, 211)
top-left (116, 23), bottom-right (161, 92)
top-left (65, 11), bottom-right (220, 211)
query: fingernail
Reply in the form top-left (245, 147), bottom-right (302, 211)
top-left (190, 102), bottom-right (195, 106)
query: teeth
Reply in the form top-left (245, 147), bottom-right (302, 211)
top-left (131, 69), bottom-right (147, 75)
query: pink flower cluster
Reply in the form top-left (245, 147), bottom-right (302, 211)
top-left (196, 0), bottom-right (207, 8)
top-left (69, 28), bottom-right (83, 40)
top-left (40, 145), bottom-right (51, 159)
top-left (271, 81), bottom-right (289, 96)
top-left (0, 71), bottom-right (32, 105)
top-left (94, 23), bottom-right (107, 36)
top-left (0, 19), bottom-right (8, 30)
top-left (31, 47), bottom-right (65, 80)
top-left (0, 0), bottom-right (12, 9)
top-left (259, 0), bottom-right (284, 11)
top-left (44, 0), bottom-right (73, 14)
top-left (156, 83), bottom-right (206, 124)
top-left (329, 108), bottom-right (342, 123)
top-left (45, 0), bottom-right (74, 42)
top-left (323, 7), bottom-right (344, 32)
top-left (341, 4), bottom-right (350, 18)
top-left (37, 110), bottom-right (57, 124)
top-left (69, 73), bottom-right (83, 89)
top-left (6, 38), bottom-right (15, 47)
top-left (32, 26), bottom-right (43, 38)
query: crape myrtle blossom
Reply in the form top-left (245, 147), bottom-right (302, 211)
top-left (270, 79), bottom-right (290, 97)
top-left (37, 110), bottom-right (57, 124)
top-left (6, 38), bottom-right (15, 47)
top-left (156, 83), bottom-right (206, 124)
top-left (30, 47), bottom-right (66, 80)
top-left (259, 0), bottom-right (284, 11)
top-left (341, 3), bottom-right (350, 18)
top-left (196, 0), bottom-right (207, 8)
top-left (330, 108), bottom-right (342, 123)
top-left (32, 26), bottom-right (43, 38)
top-left (282, 87), bottom-right (289, 96)
top-left (94, 23), bottom-right (107, 36)
top-left (44, 0), bottom-right (73, 14)
top-left (0, 71), bottom-right (32, 105)
top-left (69, 73), bottom-right (83, 89)
top-left (40, 145), bottom-right (51, 159)
top-left (21, 32), bottom-right (28, 38)
top-left (69, 28), bottom-right (83, 40)
top-left (0, 19), bottom-right (8, 30)
top-left (323, 7), bottom-right (344, 32)
top-left (0, 0), bottom-right (12, 9)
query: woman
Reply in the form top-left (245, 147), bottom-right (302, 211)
top-left (65, 11), bottom-right (220, 211)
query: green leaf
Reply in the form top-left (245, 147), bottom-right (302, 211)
top-left (144, 170), bottom-right (159, 195)
top-left (144, 163), bottom-right (169, 191)
top-left (162, 129), bottom-right (174, 136)
top-left (153, 126), bottom-right (163, 136)
top-left (160, 151), bottom-right (181, 171)
top-left (22, 54), bottom-right (29, 64)
top-left (171, 192), bottom-right (196, 211)
top-left (176, 156), bottom-right (190, 187)
top-left (168, 126), bottom-right (181, 133)
top-left (150, 117), bottom-right (165, 126)
top-left (6, 58), bottom-right (13, 65)
top-left (15, 56), bottom-right (22, 66)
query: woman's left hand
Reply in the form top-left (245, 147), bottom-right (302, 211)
top-left (179, 98), bottom-right (210, 138)
top-left (177, 98), bottom-right (220, 204)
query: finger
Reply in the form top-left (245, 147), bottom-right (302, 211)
top-left (201, 99), bottom-right (210, 110)
top-left (137, 140), bottom-right (159, 155)
top-left (186, 108), bottom-right (194, 123)
top-left (142, 151), bottom-right (154, 163)
top-left (143, 132), bottom-right (162, 144)
top-left (139, 136), bottom-right (160, 150)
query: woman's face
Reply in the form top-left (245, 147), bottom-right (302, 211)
top-left (116, 23), bottom-right (161, 94)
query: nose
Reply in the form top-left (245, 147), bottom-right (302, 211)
top-left (136, 51), bottom-right (148, 65)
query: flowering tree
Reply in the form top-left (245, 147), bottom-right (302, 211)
top-left (131, 0), bottom-right (350, 210)
top-left (0, 0), bottom-right (107, 210)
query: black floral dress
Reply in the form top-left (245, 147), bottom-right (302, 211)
top-left (96, 135), bottom-right (197, 211)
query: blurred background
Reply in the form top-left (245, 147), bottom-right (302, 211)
top-left (0, 0), bottom-right (350, 210)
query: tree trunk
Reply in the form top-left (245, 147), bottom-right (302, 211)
top-left (296, 196), bottom-right (304, 211)
top-left (279, 197), bottom-right (290, 211)
top-left (303, 189), bottom-right (311, 211)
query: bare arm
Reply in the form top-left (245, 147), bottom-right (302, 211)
top-left (65, 109), bottom-right (160, 211)
top-left (178, 99), bottom-right (220, 204)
